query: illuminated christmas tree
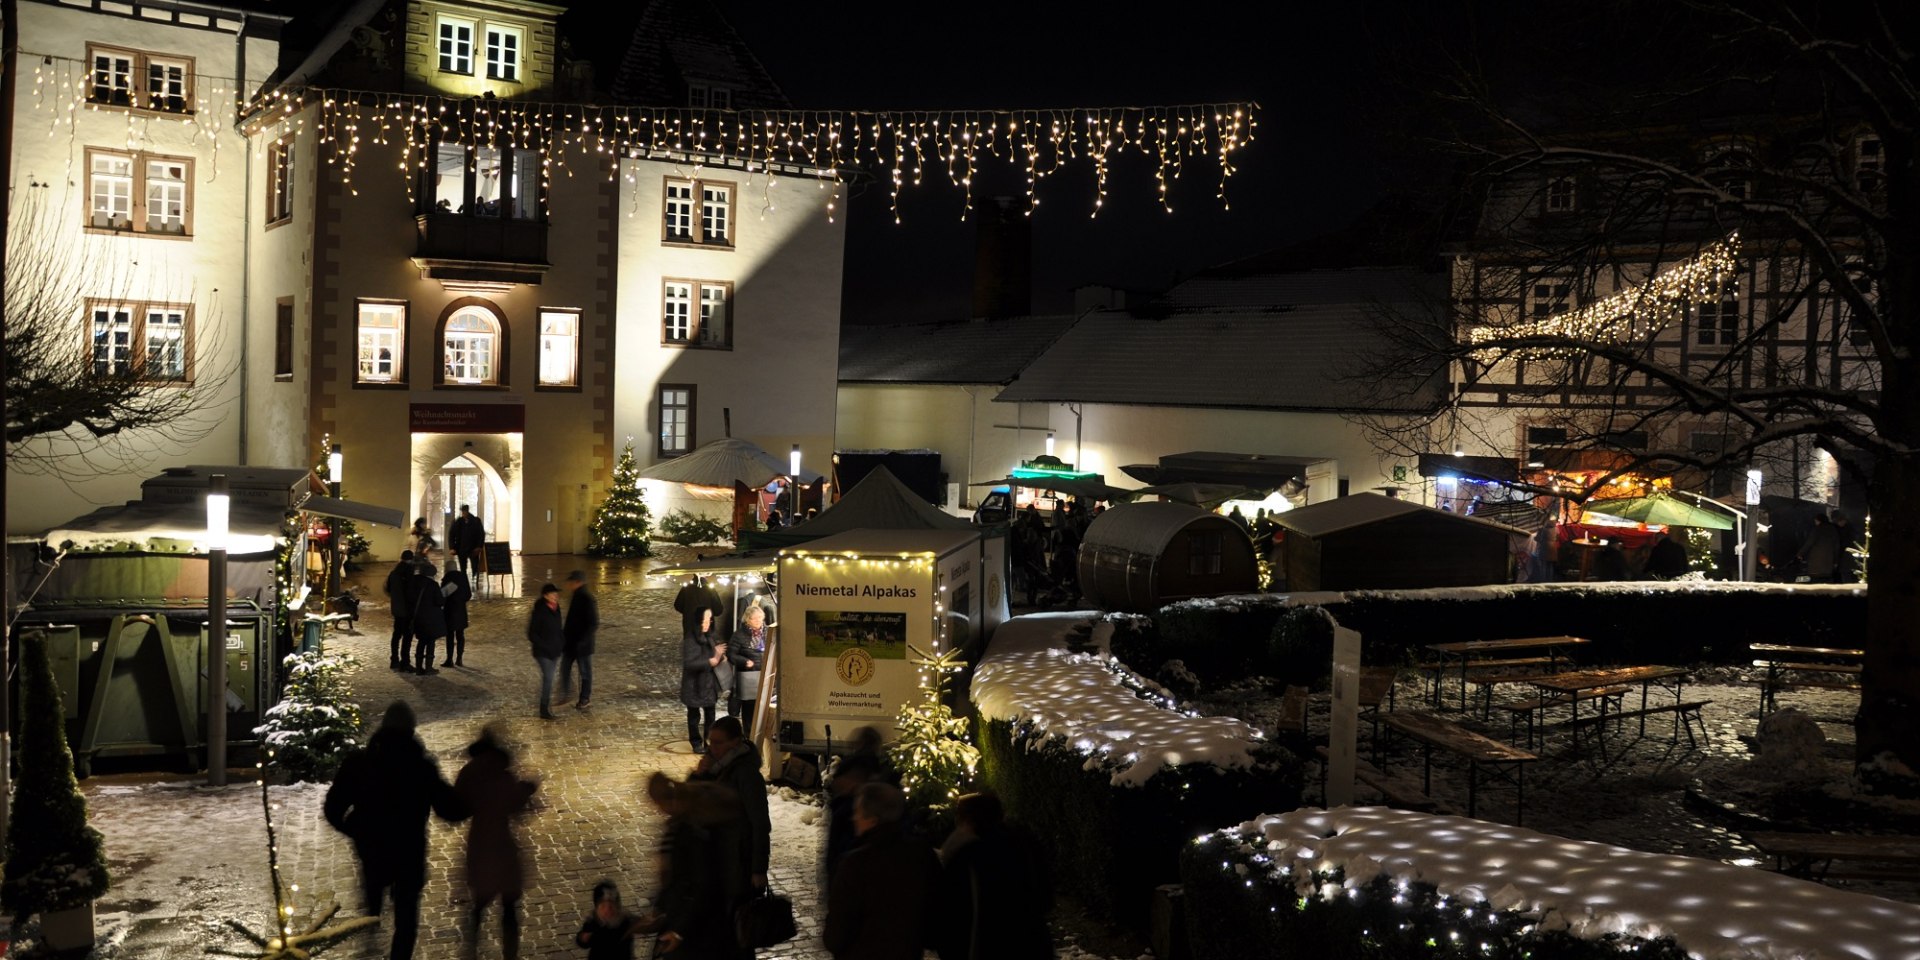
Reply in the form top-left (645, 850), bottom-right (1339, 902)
top-left (587, 439), bottom-right (653, 558)
top-left (891, 645), bottom-right (978, 818)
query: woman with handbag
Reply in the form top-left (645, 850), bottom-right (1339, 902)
top-left (728, 605), bottom-right (770, 736)
top-left (680, 608), bottom-right (728, 753)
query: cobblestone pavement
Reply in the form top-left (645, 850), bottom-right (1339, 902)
top-left (74, 551), bottom-right (888, 960)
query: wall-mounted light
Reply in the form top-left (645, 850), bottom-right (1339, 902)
top-left (1045, 432), bottom-right (1056, 457)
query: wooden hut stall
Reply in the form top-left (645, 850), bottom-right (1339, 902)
top-left (1077, 501), bottom-right (1257, 613)
top-left (1274, 492), bottom-right (1527, 592)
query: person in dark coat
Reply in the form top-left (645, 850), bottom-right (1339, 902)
top-left (440, 565), bottom-right (472, 667)
top-left (448, 504), bottom-right (485, 579)
top-left (638, 773), bottom-right (739, 960)
top-left (527, 584), bottom-right (565, 720)
top-left (409, 560), bottom-right (448, 674)
top-left (824, 782), bottom-right (940, 960)
top-left (386, 551), bottom-right (416, 670)
top-left (674, 576), bottom-right (727, 637)
top-left (934, 792), bottom-right (1052, 960)
top-left (575, 880), bottom-right (643, 960)
top-left (681, 608), bottom-right (726, 752)
top-left (454, 727), bottom-right (538, 959)
top-left (1798, 513), bottom-right (1841, 581)
top-left (1592, 541), bottom-right (1631, 581)
top-left (560, 570), bottom-right (599, 708)
top-left (323, 701), bottom-right (465, 960)
top-left (825, 727), bottom-right (894, 894)
top-left (1833, 511), bottom-right (1861, 583)
top-left (691, 717), bottom-right (771, 910)
top-left (728, 604), bottom-right (770, 736)
top-left (1646, 529), bottom-right (1690, 580)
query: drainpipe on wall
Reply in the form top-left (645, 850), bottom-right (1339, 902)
top-left (234, 16), bottom-right (252, 462)
top-left (964, 386), bottom-right (979, 509)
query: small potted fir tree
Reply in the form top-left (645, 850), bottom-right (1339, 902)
top-left (2, 631), bottom-right (111, 951)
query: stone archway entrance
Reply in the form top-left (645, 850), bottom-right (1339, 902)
top-left (425, 451), bottom-right (511, 553)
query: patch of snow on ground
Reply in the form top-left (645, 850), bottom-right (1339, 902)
top-left (1238, 806), bottom-right (1920, 960)
top-left (973, 612), bottom-right (1263, 787)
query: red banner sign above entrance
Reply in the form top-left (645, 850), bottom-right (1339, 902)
top-left (410, 403), bottom-right (526, 433)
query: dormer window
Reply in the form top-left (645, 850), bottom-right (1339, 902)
top-left (688, 83), bottom-right (732, 109)
top-left (438, 16), bottom-right (475, 74)
top-left (485, 24), bottom-right (522, 82)
top-left (1545, 176), bottom-right (1577, 213)
top-left (1704, 143), bottom-right (1754, 201)
top-left (1855, 134), bottom-right (1885, 193)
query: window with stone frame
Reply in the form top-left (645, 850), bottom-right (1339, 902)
top-left (88, 45), bottom-right (194, 113)
top-left (86, 148), bottom-right (193, 235)
top-left (663, 177), bottom-right (734, 247)
top-left (662, 280), bottom-right (732, 348)
top-left (268, 135), bottom-right (295, 225)
top-left (1545, 176), bottom-right (1577, 213)
top-left (438, 16), bottom-right (475, 74)
top-left (443, 306), bottom-right (504, 384)
top-left (88, 300), bottom-right (192, 381)
top-left (355, 300), bottom-right (407, 384)
top-left (658, 384), bottom-right (695, 457)
top-left (538, 308), bottom-right (581, 388)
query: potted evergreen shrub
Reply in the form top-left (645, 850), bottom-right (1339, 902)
top-left (2, 631), bottom-right (111, 951)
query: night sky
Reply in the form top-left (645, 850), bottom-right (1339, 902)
top-left (707, 2), bottom-right (1447, 325)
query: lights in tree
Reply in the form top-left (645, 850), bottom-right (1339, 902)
top-left (1468, 233), bottom-right (1742, 361)
top-left (23, 50), bottom-right (1256, 222)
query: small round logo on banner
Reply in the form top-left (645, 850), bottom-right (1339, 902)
top-left (835, 647), bottom-right (875, 685)
top-left (988, 574), bottom-right (1002, 607)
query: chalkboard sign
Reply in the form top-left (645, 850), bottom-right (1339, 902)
top-left (481, 542), bottom-right (513, 576)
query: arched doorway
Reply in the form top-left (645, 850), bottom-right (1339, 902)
top-left (428, 452), bottom-right (510, 551)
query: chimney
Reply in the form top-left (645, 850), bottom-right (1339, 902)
top-left (972, 196), bottom-right (1031, 319)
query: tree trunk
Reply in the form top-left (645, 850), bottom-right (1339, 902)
top-left (1857, 396), bottom-right (1920, 792)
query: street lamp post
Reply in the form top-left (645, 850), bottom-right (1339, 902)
top-left (325, 444), bottom-right (344, 612)
top-left (1745, 468), bottom-right (1764, 582)
top-left (206, 474), bottom-right (229, 786)
top-left (1045, 432), bottom-right (1055, 458)
top-left (790, 444), bottom-right (802, 522)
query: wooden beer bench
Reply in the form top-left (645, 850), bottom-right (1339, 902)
top-left (1750, 643), bottom-right (1863, 716)
top-left (1746, 831), bottom-right (1920, 881)
top-left (1379, 711), bottom-right (1538, 824)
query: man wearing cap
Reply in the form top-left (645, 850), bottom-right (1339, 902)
top-left (560, 570), bottom-right (600, 708)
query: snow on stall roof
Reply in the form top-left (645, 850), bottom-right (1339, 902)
top-left (1235, 806), bottom-right (1920, 960)
top-left (972, 612), bottom-right (1263, 788)
top-left (1168, 579), bottom-right (1868, 613)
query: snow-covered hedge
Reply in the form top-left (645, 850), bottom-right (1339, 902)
top-left (1181, 806), bottom-right (1920, 960)
top-left (972, 613), bottom-right (1305, 925)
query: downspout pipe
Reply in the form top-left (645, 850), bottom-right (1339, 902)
top-left (235, 16), bottom-right (253, 462)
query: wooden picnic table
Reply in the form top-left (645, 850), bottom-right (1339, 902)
top-left (1750, 643), bottom-right (1864, 716)
top-left (1380, 710), bottom-right (1539, 824)
top-left (1746, 831), bottom-right (1920, 880)
top-left (1530, 666), bottom-right (1689, 747)
top-left (1423, 636), bottom-right (1592, 711)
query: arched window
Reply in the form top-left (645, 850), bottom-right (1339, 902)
top-left (437, 300), bottom-right (507, 386)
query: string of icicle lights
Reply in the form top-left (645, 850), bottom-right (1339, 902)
top-left (1467, 233), bottom-right (1742, 361)
top-left (26, 51), bottom-right (1257, 221)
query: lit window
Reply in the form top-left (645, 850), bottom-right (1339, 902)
top-left (356, 301), bottom-right (406, 384)
top-left (87, 149), bottom-right (192, 236)
top-left (438, 17), bottom-right (475, 74)
top-left (1693, 279), bottom-right (1740, 348)
top-left (665, 181), bottom-right (695, 241)
top-left (89, 301), bottom-right (191, 380)
top-left (444, 307), bottom-right (501, 384)
top-left (659, 385), bottom-right (695, 457)
top-left (701, 184), bottom-right (731, 244)
top-left (1546, 177), bottom-right (1576, 213)
top-left (664, 177), bottom-right (734, 247)
top-left (268, 136), bottom-right (294, 224)
top-left (432, 143), bottom-right (538, 218)
top-left (146, 56), bottom-right (190, 112)
top-left (88, 46), bottom-right (193, 113)
top-left (538, 309), bottom-right (580, 387)
top-left (663, 282), bottom-right (693, 341)
top-left (485, 25), bottom-right (521, 82)
top-left (664, 282), bottom-right (731, 348)
top-left (1528, 277), bottom-right (1572, 318)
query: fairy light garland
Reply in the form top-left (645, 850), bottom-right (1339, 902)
top-left (24, 50), bottom-right (1256, 222)
top-left (1467, 233), bottom-right (1741, 361)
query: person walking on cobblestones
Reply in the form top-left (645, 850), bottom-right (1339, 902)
top-left (387, 551), bottom-right (417, 669)
top-left (454, 727), bottom-right (538, 960)
top-left (934, 791), bottom-right (1051, 960)
top-left (323, 701), bottom-right (466, 960)
top-left (442, 563), bottom-right (472, 667)
top-left (636, 773), bottom-right (737, 960)
top-left (449, 505), bottom-right (485, 580)
top-left (528, 584), bottom-right (565, 720)
top-left (692, 716), bottom-right (771, 913)
top-left (681, 609), bottom-right (726, 751)
top-left (411, 561), bottom-right (449, 674)
top-left (824, 782), bottom-right (939, 960)
top-left (561, 570), bottom-right (599, 708)
top-left (825, 727), bottom-right (893, 893)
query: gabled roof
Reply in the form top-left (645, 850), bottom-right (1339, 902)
top-left (991, 301), bottom-right (1444, 412)
top-left (610, 0), bottom-right (787, 108)
top-left (1160, 268), bottom-right (1442, 310)
top-left (1274, 492), bottom-right (1529, 539)
top-left (744, 467), bottom-right (975, 549)
top-left (839, 315), bottom-right (1081, 385)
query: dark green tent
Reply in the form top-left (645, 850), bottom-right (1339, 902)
top-left (739, 466), bottom-right (972, 549)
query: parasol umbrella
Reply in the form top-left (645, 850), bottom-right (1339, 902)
top-left (1579, 493), bottom-right (1736, 530)
top-left (1133, 481), bottom-right (1269, 509)
top-left (639, 437), bottom-right (824, 487)
top-left (969, 475), bottom-right (1135, 503)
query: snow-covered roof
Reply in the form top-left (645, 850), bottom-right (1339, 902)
top-left (42, 499), bottom-right (289, 556)
top-left (972, 613), bottom-right (1263, 787)
top-left (838, 315), bottom-right (1081, 385)
top-left (1232, 806), bottom-right (1920, 960)
top-left (783, 527), bottom-right (979, 559)
top-left (1082, 501), bottom-right (1240, 556)
top-left (1159, 268), bottom-right (1444, 311)
top-left (1275, 492), bottom-right (1530, 539)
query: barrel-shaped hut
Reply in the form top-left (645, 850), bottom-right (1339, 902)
top-left (1077, 501), bottom-right (1258, 613)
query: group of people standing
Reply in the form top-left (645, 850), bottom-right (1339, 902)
top-left (384, 548), bottom-right (471, 673)
top-left (1008, 499), bottom-right (1104, 607)
top-left (525, 570), bottom-right (600, 719)
top-left (672, 577), bottom-right (772, 752)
